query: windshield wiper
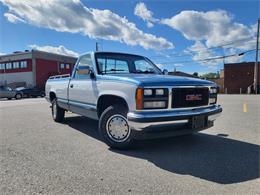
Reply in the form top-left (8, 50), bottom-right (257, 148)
top-left (134, 70), bottom-right (155, 74)
top-left (100, 69), bottom-right (126, 74)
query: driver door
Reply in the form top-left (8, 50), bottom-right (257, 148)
top-left (68, 54), bottom-right (98, 119)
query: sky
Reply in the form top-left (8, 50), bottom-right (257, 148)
top-left (0, 0), bottom-right (259, 75)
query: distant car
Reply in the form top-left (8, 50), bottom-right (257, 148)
top-left (17, 87), bottom-right (45, 98)
top-left (0, 86), bottom-right (23, 100)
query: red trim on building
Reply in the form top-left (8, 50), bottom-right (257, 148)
top-left (35, 59), bottom-right (74, 88)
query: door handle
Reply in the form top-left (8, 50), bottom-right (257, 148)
top-left (70, 84), bottom-right (74, 88)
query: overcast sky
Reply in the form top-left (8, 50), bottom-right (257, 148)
top-left (0, 0), bottom-right (259, 74)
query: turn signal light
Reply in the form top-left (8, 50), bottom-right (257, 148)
top-left (136, 88), bottom-right (143, 110)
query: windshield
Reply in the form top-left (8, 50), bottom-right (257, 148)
top-left (95, 53), bottom-right (162, 75)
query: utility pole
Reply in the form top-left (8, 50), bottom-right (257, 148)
top-left (95, 42), bottom-right (99, 51)
top-left (254, 19), bottom-right (260, 94)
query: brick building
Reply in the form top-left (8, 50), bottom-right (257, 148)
top-left (224, 62), bottom-right (258, 94)
top-left (0, 50), bottom-right (77, 89)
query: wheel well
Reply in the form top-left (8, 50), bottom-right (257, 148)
top-left (97, 95), bottom-right (128, 117)
top-left (49, 92), bottom-right (56, 102)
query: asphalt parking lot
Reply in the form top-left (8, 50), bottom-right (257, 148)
top-left (0, 95), bottom-right (259, 194)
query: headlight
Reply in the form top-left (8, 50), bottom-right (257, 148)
top-left (209, 97), bottom-right (217, 104)
top-left (136, 88), bottom-right (168, 110)
top-left (155, 89), bottom-right (164, 96)
top-left (143, 101), bottom-right (167, 109)
top-left (209, 87), bottom-right (217, 104)
top-left (210, 88), bottom-right (217, 93)
top-left (144, 89), bottom-right (153, 96)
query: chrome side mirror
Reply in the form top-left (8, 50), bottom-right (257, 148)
top-left (163, 69), bottom-right (168, 75)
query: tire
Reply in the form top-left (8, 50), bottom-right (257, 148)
top-left (51, 99), bottom-right (65, 122)
top-left (15, 93), bottom-right (22, 100)
top-left (7, 98), bottom-right (12, 100)
top-left (40, 92), bottom-right (45, 97)
top-left (99, 104), bottom-right (133, 149)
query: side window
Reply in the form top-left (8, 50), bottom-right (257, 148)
top-left (74, 54), bottom-right (93, 79)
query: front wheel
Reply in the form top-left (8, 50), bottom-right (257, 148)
top-left (15, 93), bottom-right (22, 100)
top-left (99, 105), bottom-right (134, 149)
top-left (51, 99), bottom-right (65, 122)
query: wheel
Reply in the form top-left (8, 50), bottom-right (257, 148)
top-left (51, 99), bottom-right (65, 122)
top-left (15, 93), bottom-right (22, 100)
top-left (7, 98), bottom-right (12, 100)
top-left (99, 104), bottom-right (133, 149)
top-left (40, 92), bottom-right (45, 97)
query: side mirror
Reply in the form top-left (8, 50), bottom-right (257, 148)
top-left (76, 66), bottom-right (95, 79)
top-left (163, 69), bottom-right (168, 75)
top-left (76, 66), bottom-right (91, 75)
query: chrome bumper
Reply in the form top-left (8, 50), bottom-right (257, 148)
top-left (127, 105), bottom-right (222, 131)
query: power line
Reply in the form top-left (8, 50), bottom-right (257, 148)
top-left (149, 37), bottom-right (256, 59)
top-left (155, 49), bottom-right (258, 65)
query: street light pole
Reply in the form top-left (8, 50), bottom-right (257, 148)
top-left (254, 19), bottom-right (260, 94)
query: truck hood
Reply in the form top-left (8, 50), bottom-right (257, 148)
top-left (100, 74), bottom-right (215, 87)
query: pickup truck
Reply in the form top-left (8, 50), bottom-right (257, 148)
top-left (45, 52), bottom-right (222, 149)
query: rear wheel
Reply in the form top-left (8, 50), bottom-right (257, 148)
top-left (15, 93), bottom-right (22, 100)
top-left (99, 104), bottom-right (133, 149)
top-left (40, 92), bottom-right (45, 97)
top-left (51, 99), bottom-right (65, 122)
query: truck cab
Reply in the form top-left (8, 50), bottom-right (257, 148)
top-left (45, 52), bottom-right (222, 149)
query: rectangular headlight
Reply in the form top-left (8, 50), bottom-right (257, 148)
top-left (155, 89), bottom-right (164, 96)
top-left (143, 101), bottom-right (166, 109)
top-left (210, 88), bottom-right (217, 93)
top-left (144, 89), bottom-right (153, 96)
top-left (209, 98), bottom-right (217, 104)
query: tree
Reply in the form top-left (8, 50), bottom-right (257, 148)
top-left (193, 72), bottom-right (199, 77)
top-left (200, 72), bottom-right (220, 79)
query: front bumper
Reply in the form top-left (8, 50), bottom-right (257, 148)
top-left (127, 105), bottom-right (222, 139)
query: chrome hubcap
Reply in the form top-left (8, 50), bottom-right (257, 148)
top-left (106, 114), bottom-right (130, 142)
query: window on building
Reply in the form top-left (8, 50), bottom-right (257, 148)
top-left (60, 63), bottom-right (65, 69)
top-left (20, 61), bottom-right (27, 68)
top-left (66, 64), bottom-right (70, 69)
top-left (13, 62), bottom-right (20, 69)
top-left (0, 63), bottom-right (5, 70)
top-left (6, 62), bottom-right (12, 69)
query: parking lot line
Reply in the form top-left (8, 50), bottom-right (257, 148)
top-left (243, 102), bottom-right (248, 113)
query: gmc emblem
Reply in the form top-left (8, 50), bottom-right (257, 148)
top-left (186, 94), bottom-right (202, 101)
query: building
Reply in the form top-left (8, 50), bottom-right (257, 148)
top-left (224, 62), bottom-right (258, 94)
top-left (0, 50), bottom-right (77, 89)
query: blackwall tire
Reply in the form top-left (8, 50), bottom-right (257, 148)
top-left (99, 105), bottom-right (133, 149)
top-left (41, 93), bottom-right (45, 97)
top-left (51, 99), bottom-right (65, 122)
top-left (15, 93), bottom-right (22, 100)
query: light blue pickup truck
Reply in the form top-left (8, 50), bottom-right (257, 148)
top-left (45, 52), bottom-right (222, 149)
